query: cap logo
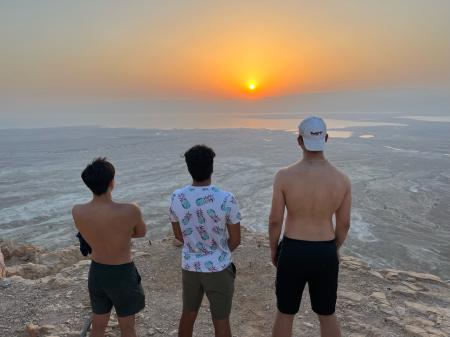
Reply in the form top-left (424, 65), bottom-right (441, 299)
top-left (310, 131), bottom-right (323, 136)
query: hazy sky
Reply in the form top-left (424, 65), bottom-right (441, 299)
top-left (1, 1), bottom-right (450, 100)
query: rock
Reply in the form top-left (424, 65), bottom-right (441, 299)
top-left (404, 324), bottom-right (428, 336)
top-left (75, 260), bottom-right (91, 267)
top-left (37, 246), bottom-right (84, 272)
top-left (25, 322), bottom-right (56, 336)
top-left (390, 285), bottom-right (417, 298)
top-left (338, 290), bottom-right (364, 302)
top-left (399, 271), bottom-right (443, 284)
top-left (405, 301), bottom-right (450, 316)
top-left (7, 263), bottom-right (50, 279)
top-left (25, 323), bottom-right (40, 337)
top-left (378, 305), bottom-right (396, 315)
top-left (370, 291), bottom-right (389, 305)
top-left (7, 275), bottom-right (36, 285)
top-left (0, 278), bottom-right (12, 289)
top-left (401, 281), bottom-right (424, 292)
top-left (384, 270), bottom-right (401, 281)
top-left (1, 241), bottom-right (43, 263)
top-left (40, 324), bottom-right (56, 333)
top-left (340, 256), bottom-right (368, 269)
top-left (65, 331), bottom-right (80, 337)
top-left (395, 305), bottom-right (406, 316)
top-left (425, 326), bottom-right (449, 336)
top-left (48, 275), bottom-right (72, 288)
top-left (155, 327), bottom-right (165, 333)
top-left (368, 270), bottom-right (384, 279)
top-left (414, 317), bottom-right (435, 327)
top-left (385, 316), bottom-right (402, 326)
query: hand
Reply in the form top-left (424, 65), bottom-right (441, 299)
top-left (271, 250), bottom-right (278, 268)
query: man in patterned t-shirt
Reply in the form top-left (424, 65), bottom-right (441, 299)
top-left (170, 145), bottom-right (241, 337)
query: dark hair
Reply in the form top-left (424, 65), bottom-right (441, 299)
top-left (81, 157), bottom-right (115, 196)
top-left (184, 145), bottom-right (215, 182)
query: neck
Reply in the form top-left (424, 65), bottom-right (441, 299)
top-left (302, 151), bottom-right (326, 162)
top-left (92, 192), bottom-right (112, 202)
top-left (192, 178), bottom-right (211, 186)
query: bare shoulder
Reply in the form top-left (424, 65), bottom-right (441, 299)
top-left (72, 203), bottom-right (88, 218)
top-left (275, 165), bottom-right (292, 178)
top-left (116, 202), bottom-right (142, 216)
top-left (274, 166), bottom-right (290, 184)
top-left (329, 164), bottom-right (351, 188)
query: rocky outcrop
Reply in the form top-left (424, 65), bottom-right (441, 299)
top-left (0, 232), bottom-right (449, 337)
top-left (0, 240), bottom-right (86, 280)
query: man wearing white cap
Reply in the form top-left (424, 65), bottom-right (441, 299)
top-left (269, 117), bottom-right (352, 337)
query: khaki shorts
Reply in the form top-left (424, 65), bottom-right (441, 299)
top-left (182, 263), bottom-right (236, 320)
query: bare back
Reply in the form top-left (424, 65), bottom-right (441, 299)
top-left (72, 201), bottom-right (144, 265)
top-left (276, 160), bottom-right (350, 241)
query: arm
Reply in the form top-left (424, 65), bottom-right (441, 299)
top-left (335, 178), bottom-right (352, 249)
top-left (171, 222), bottom-right (184, 243)
top-left (131, 204), bottom-right (147, 238)
top-left (269, 171), bottom-right (286, 267)
top-left (72, 205), bottom-right (80, 231)
top-left (226, 223), bottom-right (241, 252)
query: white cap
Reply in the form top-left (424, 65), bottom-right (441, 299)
top-left (298, 116), bottom-right (327, 151)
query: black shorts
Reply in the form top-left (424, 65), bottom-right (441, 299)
top-left (88, 261), bottom-right (145, 317)
top-left (275, 237), bottom-right (339, 315)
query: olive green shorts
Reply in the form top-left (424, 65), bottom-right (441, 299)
top-left (88, 261), bottom-right (145, 317)
top-left (182, 263), bottom-right (236, 320)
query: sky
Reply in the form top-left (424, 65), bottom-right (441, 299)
top-left (1, 1), bottom-right (450, 127)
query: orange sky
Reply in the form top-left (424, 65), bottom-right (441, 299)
top-left (1, 1), bottom-right (449, 99)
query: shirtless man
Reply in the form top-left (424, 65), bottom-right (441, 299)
top-left (269, 117), bottom-right (351, 337)
top-left (72, 158), bottom-right (146, 337)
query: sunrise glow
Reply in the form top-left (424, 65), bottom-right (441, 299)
top-left (1, 2), bottom-right (449, 99)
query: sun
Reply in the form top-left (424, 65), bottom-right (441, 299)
top-left (247, 81), bottom-right (257, 92)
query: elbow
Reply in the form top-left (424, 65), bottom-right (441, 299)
top-left (134, 227), bottom-right (147, 238)
top-left (343, 221), bottom-right (351, 230)
top-left (336, 221), bottom-right (350, 233)
top-left (269, 218), bottom-right (282, 230)
top-left (139, 226), bottom-right (148, 238)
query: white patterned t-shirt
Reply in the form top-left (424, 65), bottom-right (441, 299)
top-left (169, 185), bottom-right (242, 272)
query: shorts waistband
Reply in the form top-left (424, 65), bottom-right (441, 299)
top-left (91, 260), bottom-right (135, 270)
top-left (282, 236), bottom-right (336, 245)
